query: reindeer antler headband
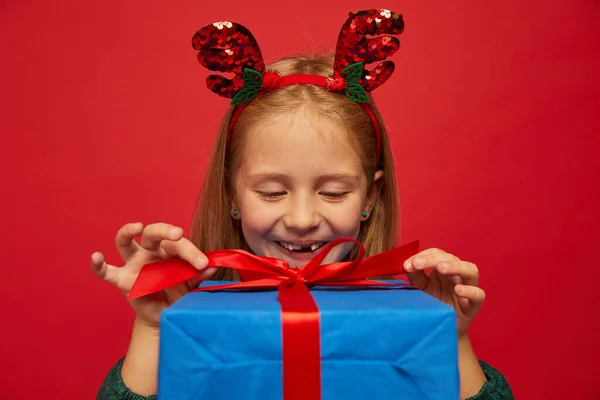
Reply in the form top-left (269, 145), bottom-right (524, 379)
top-left (192, 9), bottom-right (404, 162)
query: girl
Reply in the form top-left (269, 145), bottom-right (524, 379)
top-left (93, 10), bottom-right (514, 400)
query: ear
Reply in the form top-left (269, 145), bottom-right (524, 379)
top-left (364, 170), bottom-right (385, 214)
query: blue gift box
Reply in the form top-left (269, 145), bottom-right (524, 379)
top-left (158, 281), bottom-right (459, 399)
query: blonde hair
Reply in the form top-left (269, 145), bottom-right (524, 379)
top-left (189, 54), bottom-right (400, 280)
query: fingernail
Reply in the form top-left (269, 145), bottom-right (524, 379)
top-left (91, 252), bottom-right (101, 263)
top-left (195, 256), bottom-right (208, 270)
top-left (438, 262), bottom-right (448, 272)
top-left (171, 227), bottom-right (183, 237)
top-left (455, 284), bottom-right (463, 294)
top-left (413, 257), bottom-right (423, 268)
top-left (404, 260), bottom-right (412, 272)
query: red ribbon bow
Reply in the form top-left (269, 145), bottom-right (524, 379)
top-left (129, 237), bottom-right (419, 400)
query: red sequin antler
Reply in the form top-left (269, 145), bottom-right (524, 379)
top-left (192, 21), bottom-right (266, 103)
top-left (332, 9), bottom-right (404, 95)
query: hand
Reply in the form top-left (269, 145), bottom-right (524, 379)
top-left (404, 248), bottom-right (485, 337)
top-left (90, 222), bottom-right (216, 329)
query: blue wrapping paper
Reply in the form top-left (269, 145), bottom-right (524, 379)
top-left (158, 281), bottom-right (459, 399)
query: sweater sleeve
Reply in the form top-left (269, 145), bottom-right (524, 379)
top-left (96, 358), bottom-right (157, 400)
top-left (95, 357), bottom-right (512, 400)
top-left (466, 360), bottom-right (515, 400)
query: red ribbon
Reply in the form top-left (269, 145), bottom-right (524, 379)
top-left (128, 237), bottom-right (420, 400)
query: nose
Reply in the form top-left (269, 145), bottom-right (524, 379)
top-left (282, 196), bottom-right (321, 233)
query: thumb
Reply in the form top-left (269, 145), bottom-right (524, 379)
top-left (90, 252), bottom-right (120, 287)
top-left (406, 270), bottom-right (429, 290)
top-left (186, 267), bottom-right (219, 290)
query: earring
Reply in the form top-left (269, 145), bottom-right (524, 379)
top-left (232, 209), bottom-right (239, 218)
top-left (362, 210), bottom-right (368, 219)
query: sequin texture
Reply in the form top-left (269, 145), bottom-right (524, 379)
top-left (192, 10), bottom-right (403, 100)
top-left (192, 22), bottom-right (266, 99)
top-left (333, 9), bottom-right (404, 92)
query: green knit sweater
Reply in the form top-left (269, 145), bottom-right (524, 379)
top-left (96, 357), bottom-right (514, 399)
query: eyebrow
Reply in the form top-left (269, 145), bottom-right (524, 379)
top-left (247, 172), bottom-right (360, 183)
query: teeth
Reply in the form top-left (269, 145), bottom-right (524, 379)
top-left (279, 242), bottom-right (300, 251)
top-left (279, 241), bottom-right (324, 251)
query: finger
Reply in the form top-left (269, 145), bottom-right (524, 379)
top-left (455, 284), bottom-right (485, 316)
top-left (451, 275), bottom-right (462, 285)
top-left (115, 222), bottom-right (144, 261)
top-left (139, 223), bottom-right (184, 251)
top-left (404, 249), bottom-right (459, 273)
top-left (411, 248), bottom-right (446, 257)
top-left (161, 238), bottom-right (209, 270)
top-left (436, 261), bottom-right (479, 286)
top-left (90, 252), bottom-right (120, 286)
top-left (455, 285), bottom-right (485, 303)
top-left (406, 269), bottom-right (429, 290)
top-left (186, 267), bottom-right (219, 290)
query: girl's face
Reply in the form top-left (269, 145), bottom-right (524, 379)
top-left (232, 109), bottom-right (382, 268)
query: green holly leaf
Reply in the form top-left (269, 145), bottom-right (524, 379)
top-left (342, 62), bottom-right (364, 84)
top-left (230, 68), bottom-right (263, 105)
top-left (242, 68), bottom-right (263, 89)
top-left (345, 83), bottom-right (369, 103)
top-left (231, 87), bottom-right (260, 105)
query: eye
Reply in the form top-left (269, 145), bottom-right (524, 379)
top-left (256, 191), bottom-right (286, 200)
top-left (321, 192), bottom-right (350, 200)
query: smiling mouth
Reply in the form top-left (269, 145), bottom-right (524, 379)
top-left (276, 241), bottom-right (328, 253)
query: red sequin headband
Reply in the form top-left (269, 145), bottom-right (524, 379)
top-left (192, 9), bottom-right (404, 162)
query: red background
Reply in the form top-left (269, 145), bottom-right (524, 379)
top-left (1, 0), bottom-right (599, 398)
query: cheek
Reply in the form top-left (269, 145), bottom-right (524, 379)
top-left (238, 196), bottom-right (280, 233)
top-left (323, 197), bottom-right (364, 233)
